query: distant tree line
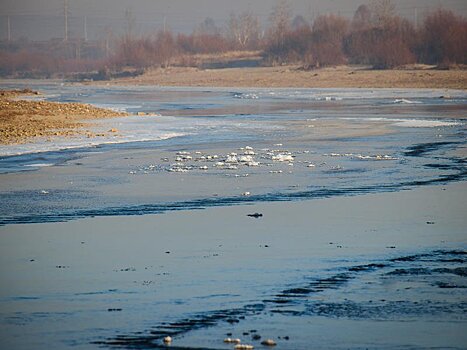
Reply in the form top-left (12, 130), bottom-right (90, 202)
top-left (264, 1), bottom-right (467, 69)
top-left (0, 0), bottom-right (466, 78)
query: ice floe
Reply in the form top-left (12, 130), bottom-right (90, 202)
top-left (233, 92), bottom-right (259, 99)
top-left (234, 345), bottom-right (254, 349)
top-left (239, 155), bottom-right (254, 163)
top-left (393, 119), bottom-right (460, 128)
top-left (126, 143), bottom-right (401, 181)
top-left (272, 154), bottom-right (294, 162)
top-left (163, 336), bottom-right (172, 344)
top-left (394, 98), bottom-right (421, 104)
top-left (224, 338), bottom-right (241, 344)
top-left (226, 155), bottom-right (238, 163)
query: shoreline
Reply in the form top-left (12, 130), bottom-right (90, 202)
top-left (1, 81), bottom-right (466, 147)
top-left (0, 89), bottom-right (128, 145)
top-left (104, 65), bottom-right (467, 90)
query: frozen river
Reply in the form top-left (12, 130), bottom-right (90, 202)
top-left (0, 81), bottom-right (466, 350)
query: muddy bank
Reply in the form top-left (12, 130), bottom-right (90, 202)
top-left (0, 89), bottom-right (128, 144)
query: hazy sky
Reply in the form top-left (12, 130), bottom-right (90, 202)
top-left (1, 0), bottom-right (466, 40)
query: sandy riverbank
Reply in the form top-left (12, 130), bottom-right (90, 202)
top-left (0, 89), bottom-right (128, 145)
top-left (107, 65), bottom-right (467, 90)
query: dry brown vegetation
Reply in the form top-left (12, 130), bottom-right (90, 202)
top-left (0, 90), bottom-right (128, 144)
top-left (264, 2), bottom-right (466, 69)
top-left (0, 1), bottom-right (466, 78)
top-left (108, 65), bottom-right (467, 90)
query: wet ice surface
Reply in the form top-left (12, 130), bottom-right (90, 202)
top-left (0, 82), bottom-right (466, 349)
top-left (0, 84), bottom-right (466, 225)
top-left (0, 137), bottom-right (465, 226)
top-left (144, 250), bottom-right (467, 350)
top-left (0, 83), bottom-right (466, 158)
top-left (1, 186), bottom-right (466, 350)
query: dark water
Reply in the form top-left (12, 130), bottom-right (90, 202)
top-left (0, 83), bottom-right (466, 349)
top-left (98, 249), bottom-right (467, 349)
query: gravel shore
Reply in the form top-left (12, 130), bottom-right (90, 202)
top-left (0, 89), bottom-right (128, 144)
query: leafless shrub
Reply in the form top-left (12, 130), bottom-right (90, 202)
top-left (352, 4), bottom-right (372, 31)
top-left (305, 14), bottom-right (349, 68)
top-left (345, 12), bottom-right (416, 68)
top-left (1, 2), bottom-right (466, 76)
top-left (369, 0), bottom-right (396, 25)
top-left (419, 8), bottom-right (467, 65)
top-left (0, 50), bottom-right (59, 77)
top-left (176, 23), bottom-right (229, 55)
top-left (154, 31), bottom-right (178, 68)
top-left (263, 0), bottom-right (293, 65)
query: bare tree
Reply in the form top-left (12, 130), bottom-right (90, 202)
top-left (124, 8), bottom-right (135, 42)
top-left (306, 14), bottom-right (349, 68)
top-left (155, 30), bottom-right (177, 68)
top-left (103, 25), bottom-right (113, 58)
top-left (186, 17), bottom-right (229, 53)
top-left (269, 0), bottom-right (292, 46)
top-left (345, 10), bottom-right (416, 68)
top-left (352, 4), bottom-right (371, 30)
top-left (229, 11), bottom-right (260, 49)
top-left (197, 17), bottom-right (220, 36)
top-left (420, 8), bottom-right (467, 65)
top-left (291, 15), bottom-right (309, 31)
top-left (369, 0), bottom-right (396, 26)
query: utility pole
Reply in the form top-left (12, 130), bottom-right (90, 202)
top-left (7, 15), bottom-right (11, 41)
top-left (104, 25), bottom-right (112, 58)
top-left (64, 0), bottom-right (69, 42)
top-left (84, 16), bottom-right (88, 41)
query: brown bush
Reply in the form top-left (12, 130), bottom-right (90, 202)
top-left (154, 31), bottom-right (178, 68)
top-left (176, 33), bottom-right (229, 54)
top-left (112, 30), bottom-right (180, 69)
top-left (0, 50), bottom-right (59, 77)
top-left (191, 34), bottom-right (230, 54)
top-left (306, 14), bottom-right (349, 68)
top-left (419, 9), bottom-right (467, 64)
top-left (305, 41), bottom-right (347, 69)
top-left (263, 25), bottom-right (311, 65)
top-left (345, 15), bottom-right (416, 68)
top-left (176, 34), bottom-right (196, 54)
top-left (264, 13), bottom-right (349, 68)
top-left (263, 0), bottom-right (293, 65)
top-left (1, 4), bottom-right (466, 76)
top-left (57, 58), bottom-right (107, 73)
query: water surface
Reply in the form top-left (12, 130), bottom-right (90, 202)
top-left (0, 82), bottom-right (466, 349)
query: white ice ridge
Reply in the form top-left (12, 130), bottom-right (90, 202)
top-left (272, 154), bottom-right (294, 162)
top-left (393, 119), bottom-right (461, 128)
top-left (393, 98), bottom-right (421, 104)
